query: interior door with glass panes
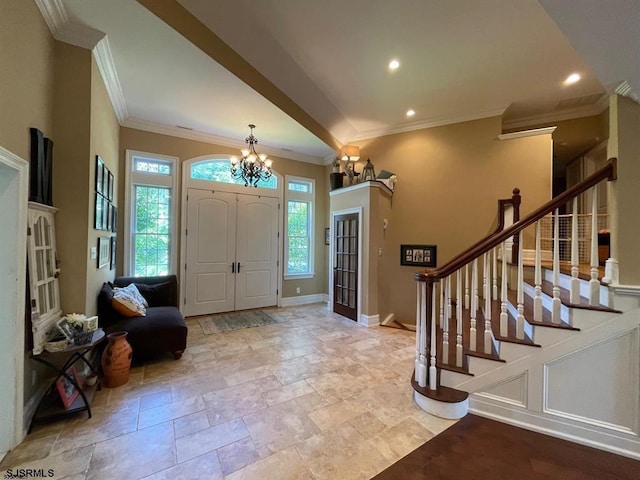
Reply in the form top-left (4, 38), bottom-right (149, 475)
top-left (333, 213), bottom-right (358, 321)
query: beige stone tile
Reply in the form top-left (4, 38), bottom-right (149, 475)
top-left (143, 451), bottom-right (223, 480)
top-left (173, 410), bottom-right (210, 439)
top-left (0, 432), bottom-right (58, 468)
top-left (87, 422), bottom-right (175, 480)
top-left (348, 411), bottom-right (388, 439)
top-left (295, 423), bottom-right (388, 480)
top-left (251, 375), bottom-right (282, 393)
top-left (175, 418), bottom-right (249, 463)
top-left (140, 389), bottom-right (173, 411)
top-left (223, 365), bottom-right (274, 387)
top-left (225, 447), bottom-right (314, 480)
top-left (169, 371), bottom-right (227, 402)
top-left (215, 436), bottom-right (261, 476)
top-left (304, 369), bottom-right (368, 403)
top-left (202, 383), bottom-right (267, 426)
top-left (308, 399), bottom-right (368, 431)
top-left (1, 445), bottom-right (94, 480)
top-left (294, 391), bottom-right (333, 413)
top-left (262, 379), bottom-right (315, 407)
top-left (242, 400), bottom-right (320, 457)
top-left (368, 417), bottom-right (435, 463)
top-left (138, 395), bottom-right (205, 430)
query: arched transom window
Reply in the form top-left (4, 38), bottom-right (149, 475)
top-left (190, 159), bottom-right (277, 189)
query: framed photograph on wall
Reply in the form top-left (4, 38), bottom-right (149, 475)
top-left (400, 244), bottom-right (437, 267)
top-left (98, 236), bottom-right (110, 268)
top-left (94, 193), bottom-right (103, 230)
top-left (105, 200), bottom-right (111, 231)
top-left (108, 171), bottom-right (114, 202)
top-left (111, 206), bottom-right (117, 233)
top-left (325, 227), bottom-right (330, 245)
top-left (110, 236), bottom-right (117, 270)
top-left (55, 365), bottom-right (81, 409)
top-left (95, 156), bottom-right (104, 195)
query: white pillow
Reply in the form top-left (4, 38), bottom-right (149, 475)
top-left (115, 283), bottom-right (148, 308)
top-left (112, 287), bottom-right (146, 317)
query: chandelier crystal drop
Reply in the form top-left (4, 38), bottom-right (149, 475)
top-left (230, 124), bottom-right (273, 187)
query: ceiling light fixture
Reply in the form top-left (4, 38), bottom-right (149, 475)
top-left (388, 59), bottom-right (400, 71)
top-left (564, 73), bottom-right (581, 85)
top-left (406, 109), bottom-right (415, 117)
top-left (230, 124), bottom-right (273, 187)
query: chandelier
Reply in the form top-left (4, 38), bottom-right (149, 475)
top-left (230, 124), bottom-right (273, 187)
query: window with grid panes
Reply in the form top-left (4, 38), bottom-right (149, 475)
top-left (285, 177), bottom-right (315, 278)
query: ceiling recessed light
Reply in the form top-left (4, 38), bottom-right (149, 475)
top-left (564, 73), bottom-right (581, 85)
top-left (406, 109), bottom-right (415, 117)
top-left (388, 59), bottom-right (400, 71)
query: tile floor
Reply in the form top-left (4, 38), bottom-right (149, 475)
top-left (1, 304), bottom-right (456, 480)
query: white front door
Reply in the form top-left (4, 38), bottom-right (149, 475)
top-left (184, 189), bottom-right (278, 316)
top-left (235, 194), bottom-right (279, 310)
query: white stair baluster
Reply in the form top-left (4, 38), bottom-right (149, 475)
top-left (456, 270), bottom-right (463, 367)
top-left (534, 220), bottom-right (543, 322)
top-left (492, 248), bottom-right (498, 300)
top-left (442, 277), bottom-right (449, 364)
top-left (470, 259), bottom-right (478, 351)
top-left (516, 231), bottom-right (526, 339)
top-left (418, 282), bottom-right (427, 387)
top-left (589, 187), bottom-right (600, 305)
top-left (570, 197), bottom-right (580, 303)
top-left (429, 284), bottom-right (437, 390)
top-left (552, 208), bottom-right (562, 324)
top-left (484, 253), bottom-right (493, 354)
top-left (415, 282), bottom-right (421, 383)
top-left (500, 241), bottom-right (508, 337)
top-left (464, 264), bottom-right (470, 310)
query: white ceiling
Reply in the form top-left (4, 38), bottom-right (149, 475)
top-left (47, 0), bottom-right (638, 164)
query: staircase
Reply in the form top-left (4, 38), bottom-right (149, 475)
top-left (412, 158), bottom-right (640, 459)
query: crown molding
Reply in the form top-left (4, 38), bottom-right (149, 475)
top-left (121, 118), bottom-right (326, 165)
top-left (93, 38), bottom-right (129, 123)
top-left (35, 0), bottom-right (104, 50)
top-left (502, 99), bottom-right (608, 130)
top-left (346, 107), bottom-right (508, 142)
top-left (498, 126), bottom-right (557, 141)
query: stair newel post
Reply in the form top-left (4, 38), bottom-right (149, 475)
top-left (492, 247), bottom-right (498, 300)
top-left (456, 270), bottom-right (463, 367)
top-left (429, 281), bottom-right (438, 390)
top-left (534, 220), bottom-right (543, 322)
top-left (516, 231), bottom-right (526, 339)
top-left (500, 241), bottom-right (508, 337)
top-left (464, 264), bottom-right (470, 310)
top-left (484, 253), bottom-right (493, 354)
top-left (415, 281), bottom-right (422, 383)
top-left (552, 208), bottom-right (562, 324)
top-left (442, 276), bottom-right (449, 363)
top-left (589, 186), bottom-right (600, 305)
top-left (570, 197), bottom-right (580, 303)
top-left (470, 259), bottom-right (478, 352)
top-left (418, 281), bottom-right (428, 387)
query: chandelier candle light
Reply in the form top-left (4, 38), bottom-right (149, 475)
top-left (230, 124), bottom-right (273, 187)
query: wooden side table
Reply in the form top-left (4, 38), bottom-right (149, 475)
top-left (29, 328), bottom-right (106, 432)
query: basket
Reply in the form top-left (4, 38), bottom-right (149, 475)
top-left (44, 335), bottom-right (69, 352)
top-left (73, 329), bottom-right (94, 345)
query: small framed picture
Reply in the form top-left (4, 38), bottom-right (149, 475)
top-left (56, 365), bottom-right (81, 409)
top-left (105, 200), bottom-right (111, 231)
top-left (56, 318), bottom-right (74, 340)
top-left (110, 236), bottom-right (117, 270)
top-left (325, 227), bottom-right (330, 245)
top-left (400, 244), bottom-right (437, 267)
top-left (95, 156), bottom-right (104, 195)
top-left (94, 193), bottom-right (103, 230)
top-left (98, 236), bottom-right (110, 268)
top-left (111, 206), bottom-right (117, 233)
top-left (108, 171), bottom-right (114, 202)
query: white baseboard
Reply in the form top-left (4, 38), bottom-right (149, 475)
top-left (381, 314), bottom-right (395, 325)
top-left (359, 313), bottom-right (380, 327)
top-left (281, 293), bottom-right (328, 307)
top-left (470, 395), bottom-right (640, 460)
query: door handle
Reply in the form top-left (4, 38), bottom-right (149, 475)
top-left (237, 262), bottom-right (241, 273)
top-left (231, 262), bottom-right (235, 273)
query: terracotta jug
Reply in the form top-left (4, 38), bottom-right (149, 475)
top-left (101, 331), bottom-right (132, 388)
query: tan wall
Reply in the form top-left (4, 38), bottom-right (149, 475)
top-left (119, 127), bottom-right (328, 300)
top-left (86, 57), bottom-right (120, 314)
top-left (349, 116), bottom-right (552, 323)
top-left (52, 43), bottom-right (92, 315)
top-left (0, 0), bottom-right (55, 160)
top-left (608, 95), bottom-right (640, 285)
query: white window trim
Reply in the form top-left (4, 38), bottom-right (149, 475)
top-left (284, 175), bottom-right (315, 279)
top-left (124, 150), bottom-right (179, 276)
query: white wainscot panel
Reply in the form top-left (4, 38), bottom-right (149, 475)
top-left (475, 372), bottom-right (528, 408)
top-left (196, 273), bottom-right (227, 303)
top-left (544, 327), bottom-right (640, 434)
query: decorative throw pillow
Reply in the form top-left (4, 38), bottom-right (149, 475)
top-left (112, 288), bottom-right (146, 317)
top-left (115, 283), bottom-right (149, 308)
top-left (135, 281), bottom-right (172, 307)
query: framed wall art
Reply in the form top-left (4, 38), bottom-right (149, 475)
top-left (55, 365), bottom-right (81, 409)
top-left (110, 236), bottom-right (117, 270)
top-left (400, 244), bottom-right (437, 267)
top-left (98, 236), bottom-right (110, 268)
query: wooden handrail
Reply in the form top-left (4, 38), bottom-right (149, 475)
top-left (416, 158), bottom-right (617, 282)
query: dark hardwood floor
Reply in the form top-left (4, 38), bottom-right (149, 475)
top-left (373, 414), bottom-right (640, 480)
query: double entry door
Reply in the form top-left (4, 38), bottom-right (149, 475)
top-left (184, 189), bottom-right (279, 316)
